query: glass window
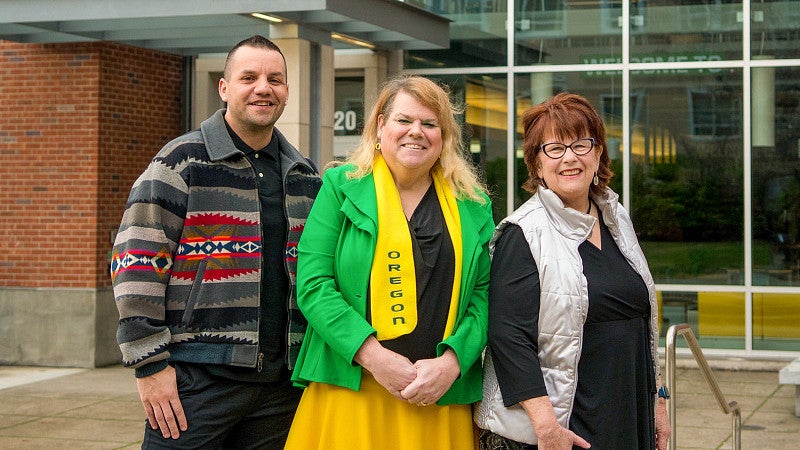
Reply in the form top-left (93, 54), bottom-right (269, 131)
top-left (631, 70), bottom-right (744, 285)
top-left (696, 291), bottom-right (746, 349)
top-left (516, 0), bottom-right (622, 67)
top-left (658, 291), bottom-right (745, 350)
top-left (688, 87), bottom-right (741, 136)
top-left (333, 76), bottom-right (365, 160)
top-left (405, 1), bottom-right (508, 68)
top-left (427, 74), bottom-right (508, 223)
top-left (402, 0), bottom-right (800, 357)
top-left (752, 293), bottom-right (800, 350)
top-left (513, 72), bottom-right (624, 213)
top-left (632, 0), bottom-right (743, 61)
top-left (751, 66), bottom-right (800, 286)
top-left (333, 77), bottom-right (364, 137)
top-left (751, 0), bottom-right (800, 60)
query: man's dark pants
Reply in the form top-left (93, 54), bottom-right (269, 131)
top-left (142, 363), bottom-right (302, 449)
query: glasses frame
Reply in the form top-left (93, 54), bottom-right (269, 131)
top-left (539, 137), bottom-right (596, 159)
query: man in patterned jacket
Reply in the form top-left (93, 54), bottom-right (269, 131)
top-left (110, 35), bottom-right (321, 448)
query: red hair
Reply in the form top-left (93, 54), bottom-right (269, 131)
top-left (520, 92), bottom-right (613, 195)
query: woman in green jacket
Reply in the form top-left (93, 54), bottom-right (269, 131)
top-left (286, 75), bottom-right (494, 450)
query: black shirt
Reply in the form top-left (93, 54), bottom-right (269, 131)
top-left (207, 124), bottom-right (289, 382)
top-left (370, 184), bottom-right (455, 362)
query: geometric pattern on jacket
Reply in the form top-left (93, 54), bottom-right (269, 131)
top-left (111, 109), bottom-right (321, 374)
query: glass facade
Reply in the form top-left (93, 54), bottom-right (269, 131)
top-left (428, 73), bottom-right (510, 222)
top-left (404, 0), bottom-right (800, 356)
top-left (631, 68), bottom-right (745, 286)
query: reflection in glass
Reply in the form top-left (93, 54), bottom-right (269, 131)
top-left (427, 74), bottom-right (508, 223)
top-left (657, 291), bottom-right (745, 350)
top-left (514, 0), bottom-right (620, 66)
top-left (333, 77), bottom-right (365, 160)
top-left (631, 70), bottom-right (744, 285)
top-left (400, 1), bottom-right (800, 357)
top-left (631, 0), bottom-right (743, 61)
top-left (752, 293), bottom-right (800, 350)
top-left (405, 1), bottom-right (508, 68)
top-left (751, 0), bottom-right (800, 60)
top-left (751, 66), bottom-right (800, 287)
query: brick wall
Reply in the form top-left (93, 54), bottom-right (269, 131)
top-left (0, 40), bottom-right (183, 289)
top-left (98, 43), bottom-right (184, 288)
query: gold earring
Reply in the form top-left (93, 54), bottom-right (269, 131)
top-left (375, 142), bottom-right (381, 151)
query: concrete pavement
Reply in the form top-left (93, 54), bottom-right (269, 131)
top-left (669, 362), bottom-right (798, 449)
top-left (0, 361), bottom-right (797, 449)
top-left (0, 365), bottom-right (142, 449)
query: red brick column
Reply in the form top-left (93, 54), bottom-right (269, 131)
top-left (0, 40), bottom-right (183, 366)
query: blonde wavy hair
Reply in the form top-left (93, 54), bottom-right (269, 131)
top-left (345, 75), bottom-right (487, 202)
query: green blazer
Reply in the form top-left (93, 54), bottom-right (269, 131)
top-left (291, 164), bottom-right (494, 405)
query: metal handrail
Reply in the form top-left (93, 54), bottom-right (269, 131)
top-left (665, 324), bottom-right (741, 450)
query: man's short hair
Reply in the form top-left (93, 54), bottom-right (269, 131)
top-left (223, 35), bottom-right (286, 79)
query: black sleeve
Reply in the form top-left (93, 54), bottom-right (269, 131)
top-left (305, 157), bottom-right (319, 173)
top-left (488, 224), bottom-right (548, 407)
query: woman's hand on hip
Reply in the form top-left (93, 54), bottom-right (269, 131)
top-left (536, 424), bottom-right (591, 450)
top-left (520, 396), bottom-right (591, 450)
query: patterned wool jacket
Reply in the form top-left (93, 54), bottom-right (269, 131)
top-left (111, 109), bottom-right (321, 377)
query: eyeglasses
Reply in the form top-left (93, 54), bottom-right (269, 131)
top-left (539, 138), bottom-right (595, 159)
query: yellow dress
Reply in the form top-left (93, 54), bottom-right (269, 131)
top-left (285, 373), bottom-right (475, 450)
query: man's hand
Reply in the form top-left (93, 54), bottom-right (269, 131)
top-left (136, 365), bottom-right (188, 439)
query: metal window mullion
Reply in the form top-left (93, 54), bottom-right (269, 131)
top-left (507, 0), bottom-right (516, 217)
top-left (622, 0), bottom-right (631, 207)
top-left (743, 0), bottom-right (754, 352)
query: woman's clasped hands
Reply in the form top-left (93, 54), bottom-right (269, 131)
top-left (355, 336), bottom-right (460, 407)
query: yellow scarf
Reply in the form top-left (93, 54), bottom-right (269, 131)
top-left (370, 154), bottom-right (462, 341)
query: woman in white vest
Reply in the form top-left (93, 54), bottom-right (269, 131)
top-left (475, 93), bottom-right (670, 449)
